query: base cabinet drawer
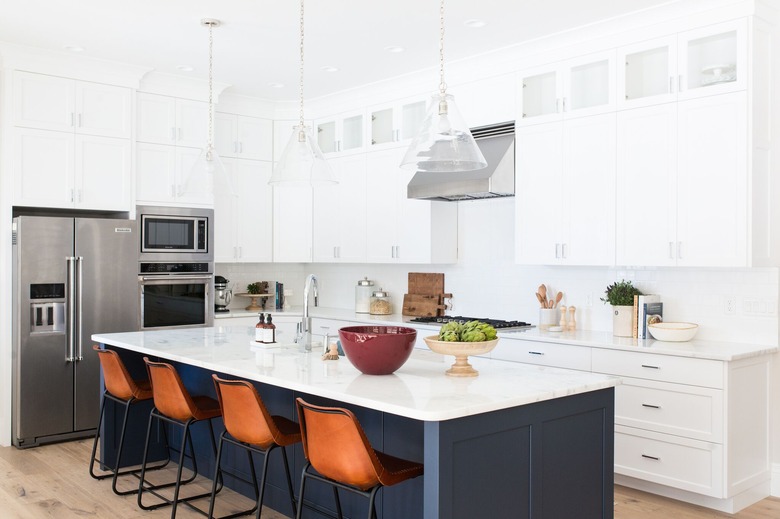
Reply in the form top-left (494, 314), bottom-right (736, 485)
top-left (593, 348), bottom-right (723, 388)
top-left (492, 339), bottom-right (591, 371)
top-left (616, 377), bottom-right (723, 442)
top-left (615, 425), bottom-right (724, 497)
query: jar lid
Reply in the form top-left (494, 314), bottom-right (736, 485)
top-left (357, 277), bottom-right (374, 286)
top-left (372, 289), bottom-right (389, 298)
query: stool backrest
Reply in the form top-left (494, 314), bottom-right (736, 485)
top-left (296, 398), bottom-right (381, 490)
top-left (93, 345), bottom-right (139, 400)
top-left (143, 357), bottom-right (198, 421)
top-left (212, 376), bottom-right (279, 449)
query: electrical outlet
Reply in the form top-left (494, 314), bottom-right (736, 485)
top-left (724, 296), bottom-right (736, 315)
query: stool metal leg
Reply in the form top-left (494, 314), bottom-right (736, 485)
top-left (295, 464), bottom-right (309, 519)
top-left (88, 390), bottom-right (112, 480)
top-left (280, 447), bottom-right (297, 518)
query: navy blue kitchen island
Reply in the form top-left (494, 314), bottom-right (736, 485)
top-left (94, 326), bottom-right (617, 518)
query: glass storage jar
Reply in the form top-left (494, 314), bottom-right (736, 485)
top-left (355, 277), bottom-right (374, 313)
top-left (369, 289), bottom-right (392, 315)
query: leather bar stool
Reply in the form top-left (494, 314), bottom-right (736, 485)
top-left (295, 398), bottom-right (424, 519)
top-left (138, 357), bottom-right (223, 518)
top-left (89, 345), bottom-right (169, 495)
top-left (209, 376), bottom-right (301, 519)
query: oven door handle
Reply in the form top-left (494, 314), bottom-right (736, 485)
top-left (140, 275), bottom-right (213, 282)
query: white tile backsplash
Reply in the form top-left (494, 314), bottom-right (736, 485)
top-left (217, 197), bottom-right (778, 345)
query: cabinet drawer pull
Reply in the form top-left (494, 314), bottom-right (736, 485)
top-left (528, 351), bottom-right (544, 356)
top-left (641, 403), bottom-right (660, 409)
top-left (641, 454), bottom-right (660, 461)
top-left (641, 364), bottom-right (660, 369)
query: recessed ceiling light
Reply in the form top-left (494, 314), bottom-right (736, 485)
top-left (464, 19), bottom-right (487, 28)
top-left (176, 65), bottom-right (194, 72)
top-left (268, 82), bottom-right (285, 89)
top-left (64, 45), bottom-right (84, 52)
top-left (384, 46), bottom-right (405, 53)
top-left (321, 66), bottom-right (339, 73)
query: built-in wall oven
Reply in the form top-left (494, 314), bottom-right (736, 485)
top-left (137, 206), bottom-right (215, 330)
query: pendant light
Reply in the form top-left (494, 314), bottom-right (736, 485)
top-left (400, 0), bottom-right (487, 173)
top-left (184, 18), bottom-right (234, 197)
top-left (268, 0), bottom-right (337, 184)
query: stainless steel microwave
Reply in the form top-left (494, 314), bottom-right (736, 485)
top-left (137, 206), bottom-right (214, 261)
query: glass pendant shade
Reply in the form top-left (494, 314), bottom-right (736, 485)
top-left (401, 93), bottom-right (487, 172)
top-left (186, 144), bottom-right (234, 197)
top-left (269, 125), bottom-right (337, 184)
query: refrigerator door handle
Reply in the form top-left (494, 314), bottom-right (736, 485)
top-left (75, 256), bottom-right (84, 361)
top-left (65, 256), bottom-right (76, 362)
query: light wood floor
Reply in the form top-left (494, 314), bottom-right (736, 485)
top-left (1, 439), bottom-right (779, 518)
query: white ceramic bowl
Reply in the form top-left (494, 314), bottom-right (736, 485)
top-left (647, 322), bottom-right (698, 342)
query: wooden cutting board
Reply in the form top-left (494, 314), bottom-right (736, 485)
top-left (402, 294), bottom-right (445, 317)
top-left (408, 273), bottom-right (445, 295)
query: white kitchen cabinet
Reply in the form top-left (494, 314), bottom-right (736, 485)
top-left (136, 143), bottom-right (212, 206)
top-left (137, 92), bottom-right (209, 148)
top-left (215, 112), bottom-right (273, 161)
top-left (13, 127), bottom-right (131, 211)
top-left (13, 71), bottom-right (131, 138)
top-left (273, 183), bottom-right (313, 262)
top-left (616, 91), bottom-right (747, 267)
top-left (518, 50), bottom-right (615, 126)
top-left (367, 97), bottom-right (426, 150)
top-left (365, 147), bottom-right (457, 264)
top-left (312, 154), bottom-right (367, 263)
top-left (592, 348), bottom-right (771, 509)
top-left (215, 159), bottom-right (273, 263)
top-left (515, 113), bottom-right (616, 266)
top-left (315, 109), bottom-right (365, 155)
top-left (618, 19), bottom-right (747, 109)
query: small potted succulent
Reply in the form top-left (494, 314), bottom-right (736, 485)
top-left (601, 280), bottom-right (642, 337)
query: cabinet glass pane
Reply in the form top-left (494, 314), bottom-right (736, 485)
top-left (685, 31), bottom-right (737, 91)
top-left (371, 108), bottom-right (394, 145)
top-left (400, 101), bottom-right (426, 140)
top-left (569, 60), bottom-right (609, 110)
top-left (625, 46), bottom-right (669, 101)
top-left (342, 114), bottom-right (363, 150)
top-left (522, 72), bottom-right (557, 118)
top-left (317, 121), bottom-right (337, 153)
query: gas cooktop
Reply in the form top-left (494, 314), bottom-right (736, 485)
top-left (408, 315), bottom-right (534, 330)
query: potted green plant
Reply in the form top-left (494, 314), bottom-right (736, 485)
top-left (601, 280), bottom-right (642, 337)
top-left (246, 282), bottom-right (260, 295)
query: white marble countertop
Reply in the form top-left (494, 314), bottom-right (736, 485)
top-left (93, 326), bottom-right (619, 422)
top-left (214, 307), bottom-right (776, 362)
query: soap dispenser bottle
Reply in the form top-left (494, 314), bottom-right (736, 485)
top-left (255, 313), bottom-right (266, 343)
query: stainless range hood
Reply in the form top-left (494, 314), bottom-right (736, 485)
top-left (407, 121), bottom-right (515, 201)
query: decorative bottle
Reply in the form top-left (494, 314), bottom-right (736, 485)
top-left (255, 313), bottom-right (266, 343)
top-left (264, 314), bottom-right (276, 344)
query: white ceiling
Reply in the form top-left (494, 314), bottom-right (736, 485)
top-left (0, 0), bottom-right (679, 101)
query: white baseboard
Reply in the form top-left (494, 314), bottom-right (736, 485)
top-left (772, 463), bottom-right (780, 497)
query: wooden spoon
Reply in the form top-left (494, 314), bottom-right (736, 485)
top-left (554, 292), bottom-right (563, 308)
top-left (535, 292), bottom-right (546, 308)
top-left (538, 284), bottom-right (547, 303)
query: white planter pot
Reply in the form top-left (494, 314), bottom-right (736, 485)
top-left (612, 305), bottom-right (634, 337)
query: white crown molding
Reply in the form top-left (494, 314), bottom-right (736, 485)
top-left (217, 92), bottom-right (275, 119)
top-left (138, 71), bottom-right (231, 102)
top-left (0, 42), bottom-right (151, 88)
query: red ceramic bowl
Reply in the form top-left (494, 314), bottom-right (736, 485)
top-left (338, 326), bottom-right (417, 375)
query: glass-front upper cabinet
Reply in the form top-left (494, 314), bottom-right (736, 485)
top-left (618, 19), bottom-right (746, 108)
top-left (368, 97), bottom-right (426, 150)
top-left (315, 109), bottom-right (365, 155)
top-left (518, 50), bottom-right (615, 125)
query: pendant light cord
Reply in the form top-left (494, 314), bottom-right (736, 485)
top-left (207, 21), bottom-right (215, 151)
top-left (438, 0), bottom-right (446, 97)
top-left (298, 0), bottom-right (306, 140)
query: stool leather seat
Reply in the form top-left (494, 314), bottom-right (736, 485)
top-left (138, 357), bottom-right (223, 519)
top-left (208, 376), bottom-right (300, 518)
top-left (295, 398), bottom-right (423, 519)
top-left (89, 345), bottom-right (167, 495)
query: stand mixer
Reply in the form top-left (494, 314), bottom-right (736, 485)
top-left (214, 275), bottom-right (232, 312)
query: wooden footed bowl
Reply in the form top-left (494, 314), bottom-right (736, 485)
top-left (424, 336), bottom-right (499, 377)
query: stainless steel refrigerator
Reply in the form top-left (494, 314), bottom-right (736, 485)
top-left (12, 216), bottom-right (139, 448)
